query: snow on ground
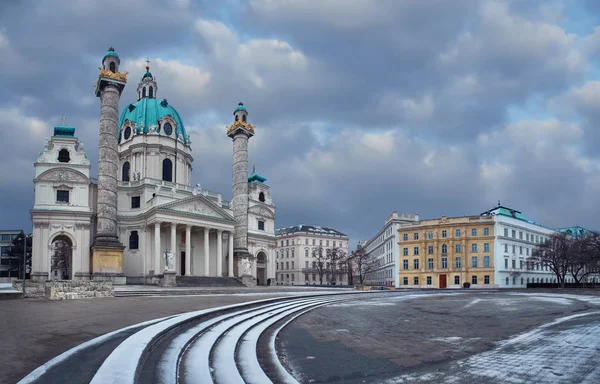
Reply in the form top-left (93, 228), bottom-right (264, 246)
top-left (385, 311), bottom-right (600, 384)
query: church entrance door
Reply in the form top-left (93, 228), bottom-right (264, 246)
top-left (50, 235), bottom-right (72, 280)
top-left (256, 251), bottom-right (267, 286)
top-left (180, 251), bottom-right (186, 276)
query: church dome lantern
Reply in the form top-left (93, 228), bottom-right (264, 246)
top-left (102, 47), bottom-right (120, 73)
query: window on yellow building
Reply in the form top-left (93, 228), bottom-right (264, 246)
top-left (427, 276), bottom-right (432, 285)
top-left (472, 256), bottom-right (478, 267)
top-left (472, 228), bottom-right (477, 236)
top-left (403, 260), bottom-right (408, 269)
top-left (456, 244), bottom-right (461, 253)
top-left (472, 275), bottom-right (478, 284)
top-left (484, 256), bottom-right (490, 267)
top-left (428, 231), bottom-right (433, 239)
top-left (428, 246), bottom-right (433, 254)
top-left (413, 247), bottom-right (419, 255)
top-left (456, 229), bottom-right (461, 237)
top-left (403, 277), bottom-right (408, 285)
top-left (413, 259), bottom-right (419, 269)
top-left (484, 228), bottom-right (489, 236)
top-left (454, 275), bottom-right (460, 285)
top-left (442, 244), bottom-right (447, 254)
top-left (484, 243), bottom-right (490, 252)
top-left (403, 248), bottom-right (408, 256)
top-left (403, 233), bottom-right (408, 241)
top-left (414, 277), bottom-right (419, 285)
top-left (428, 258), bottom-right (434, 269)
top-left (442, 230), bottom-right (447, 238)
top-left (456, 257), bottom-right (461, 268)
top-left (413, 232), bottom-right (419, 240)
top-left (442, 257), bottom-right (447, 268)
top-left (484, 275), bottom-right (490, 284)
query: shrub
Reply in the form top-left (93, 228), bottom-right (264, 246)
top-left (463, 282), bottom-right (471, 289)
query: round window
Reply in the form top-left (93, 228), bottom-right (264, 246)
top-left (163, 122), bottom-right (173, 136)
top-left (124, 126), bottom-right (131, 140)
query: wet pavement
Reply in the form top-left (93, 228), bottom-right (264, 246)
top-left (279, 290), bottom-right (600, 384)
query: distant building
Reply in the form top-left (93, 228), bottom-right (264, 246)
top-left (363, 212), bottom-right (419, 288)
top-left (398, 215), bottom-right (496, 288)
top-left (480, 205), bottom-right (556, 287)
top-left (0, 230), bottom-right (21, 278)
top-left (275, 225), bottom-right (349, 285)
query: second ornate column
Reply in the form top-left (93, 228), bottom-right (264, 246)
top-left (204, 228), bottom-right (210, 276)
top-left (185, 225), bottom-right (192, 276)
top-left (217, 230), bottom-right (223, 277)
top-left (154, 222), bottom-right (161, 273)
top-left (228, 231), bottom-right (234, 277)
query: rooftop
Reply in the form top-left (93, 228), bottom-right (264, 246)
top-left (275, 225), bottom-right (347, 237)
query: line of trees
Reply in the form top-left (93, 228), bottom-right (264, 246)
top-left (6, 232), bottom-right (32, 279)
top-left (306, 244), bottom-right (379, 286)
top-left (532, 231), bottom-right (600, 287)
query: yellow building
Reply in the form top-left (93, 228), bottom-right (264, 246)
top-left (398, 215), bottom-right (496, 288)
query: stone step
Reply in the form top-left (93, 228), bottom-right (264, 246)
top-left (114, 289), bottom-right (247, 297)
top-left (176, 276), bottom-right (244, 288)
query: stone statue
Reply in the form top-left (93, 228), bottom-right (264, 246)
top-left (242, 257), bottom-right (252, 275)
top-left (164, 251), bottom-right (175, 272)
top-left (133, 171), bottom-right (140, 181)
top-left (78, 141), bottom-right (85, 152)
top-left (43, 138), bottom-right (49, 150)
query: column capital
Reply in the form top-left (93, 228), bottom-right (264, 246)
top-left (154, 221), bottom-right (162, 227)
top-left (204, 227), bottom-right (210, 234)
top-left (217, 229), bottom-right (223, 235)
top-left (171, 222), bottom-right (177, 229)
top-left (186, 224), bottom-right (193, 230)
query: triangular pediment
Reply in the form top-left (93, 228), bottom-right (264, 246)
top-left (158, 195), bottom-right (235, 222)
top-left (248, 204), bottom-right (275, 219)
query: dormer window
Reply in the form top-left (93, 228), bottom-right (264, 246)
top-left (163, 122), bottom-right (173, 136)
top-left (58, 149), bottom-right (70, 163)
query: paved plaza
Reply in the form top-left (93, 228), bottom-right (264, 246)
top-left (2, 289), bottom-right (600, 383)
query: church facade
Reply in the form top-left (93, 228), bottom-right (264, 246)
top-left (30, 48), bottom-right (277, 285)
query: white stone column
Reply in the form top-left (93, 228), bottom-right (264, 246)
top-left (228, 231), bottom-right (234, 277)
top-left (185, 225), bottom-right (192, 276)
top-left (170, 222), bottom-right (177, 254)
top-left (204, 228), bottom-right (210, 276)
top-left (154, 221), bottom-right (161, 273)
top-left (217, 230), bottom-right (223, 277)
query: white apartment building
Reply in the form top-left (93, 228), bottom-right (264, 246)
top-left (480, 205), bottom-right (557, 287)
top-left (363, 212), bottom-right (419, 288)
top-left (275, 225), bottom-right (349, 285)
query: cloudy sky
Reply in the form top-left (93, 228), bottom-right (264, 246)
top-left (1, 0), bottom-right (600, 246)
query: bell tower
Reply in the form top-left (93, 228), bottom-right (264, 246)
top-left (226, 102), bottom-right (255, 283)
top-left (91, 47), bottom-right (128, 284)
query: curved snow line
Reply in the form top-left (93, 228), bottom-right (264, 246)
top-left (90, 293), bottom-right (357, 384)
top-left (157, 298), bottom-right (321, 384)
top-left (238, 297), bottom-right (349, 384)
top-left (212, 299), bottom-right (341, 384)
top-left (18, 314), bottom-right (179, 384)
top-left (181, 298), bottom-right (327, 384)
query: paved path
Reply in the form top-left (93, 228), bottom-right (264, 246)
top-left (14, 292), bottom-right (369, 384)
top-left (1, 288), bottom-right (349, 384)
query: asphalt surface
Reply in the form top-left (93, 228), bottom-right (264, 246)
top-left (1, 289), bottom-right (338, 384)
top-left (279, 290), bottom-right (600, 384)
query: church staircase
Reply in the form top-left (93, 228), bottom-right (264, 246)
top-left (176, 276), bottom-right (244, 288)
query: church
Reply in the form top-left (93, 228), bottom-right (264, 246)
top-left (29, 48), bottom-right (277, 286)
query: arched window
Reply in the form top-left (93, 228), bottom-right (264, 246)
top-left (110, 62), bottom-right (116, 73)
top-left (129, 231), bottom-right (139, 250)
top-left (122, 161), bottom-right (130, 182)
top-left (235, 115), bottom-right (239, 121)
top-left (259, 192), bottom-right (265, 202)
top-left (58, 149), bottom-right (70, 163)
top-left (441, 244), bottom-right (447, 254)
top-left (149, 86), bottom-right (153, 98)
top-left (142, 87), bottom-right (146, 98)
top-left (242, 114), bottom-right (247, 122)
top-left (162, 158), bottom-right (172, 182)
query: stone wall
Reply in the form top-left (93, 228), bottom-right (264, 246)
top-left (12, 280), bottom-right (114, 300)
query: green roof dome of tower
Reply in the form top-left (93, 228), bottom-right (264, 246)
top-left (234, 102), bottom-right (246, 113)
top-left (119, 98), bottom-right (188, 144)
top-left (103, 47), bottom-right (119, 62)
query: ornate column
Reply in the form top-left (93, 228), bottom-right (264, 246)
top-left (91, 49), bottom-right (127, 282)
top-left (185, 225), bottom-right (192, 276)
top-left (217, 230), bottom-right (223, 277)
top-left (204, 228), bottom-right (210, 276)
top-left (170, 222), bottom-right (177, 257)
top-left (154, 222), bottom-right (161, 273)
top-left (226, 103), bottom-right (254, 263)
top-left (228, 231), bottom-right (234, 277)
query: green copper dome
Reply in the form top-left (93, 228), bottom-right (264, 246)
top-left (234, 102), bottom-right (246, 113)
top-left (119, 98), bottom-right (188, 144)
top-left (103, 47), bottom-right (119, 62)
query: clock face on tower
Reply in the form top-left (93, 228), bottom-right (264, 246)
top-left (164, 122), bottom-right (173, 136)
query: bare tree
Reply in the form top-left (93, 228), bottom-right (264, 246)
top-left (8, 232), bottom-right (32, 279)
top-left (568, 236), bottom-right (595, 283)
top-left (327, 247), bottom-right (346, 285)
top-left (532, 233), bottom-right (570, 287)
top-left (312, 246), bottom-right (328, 285)
top-left (351, 246), bottom-right (376, 284)
top-left (51, 239), bottom-right (71, 279)
top-left (342, 252), bottom-right (355, 285)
